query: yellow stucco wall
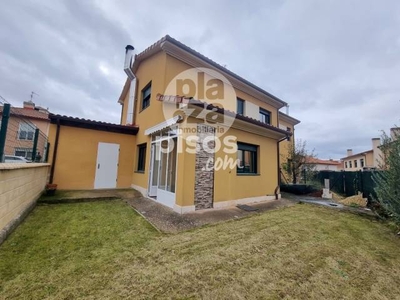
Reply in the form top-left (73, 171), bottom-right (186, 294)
top-left (48, 124), bottom-right (136, 190)
top-left (174, 119), bottom-right (279, 207)
top-left (116, 48), bottom-right (293, 209)
top-left (343, 152), bottom-right (374, 171)
top-left (126, 51), bottom-right (168, 189)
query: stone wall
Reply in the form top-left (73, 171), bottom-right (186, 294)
top-left (194, 124), bottom-right (215, 210)
top-left (0, 163), bottom-right (49, 244)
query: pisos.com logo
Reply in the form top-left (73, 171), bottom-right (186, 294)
top-left (162, 68), bottom-right (237, 139)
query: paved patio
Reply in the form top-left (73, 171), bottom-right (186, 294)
top-left (39, 189), bottom-right (296, 233)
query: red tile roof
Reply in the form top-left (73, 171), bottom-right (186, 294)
top-left (130, 35), bottom-right (288, 107)
top-left (305, 157), bottom-right (341, 165)
top-left (156, 94), bottom-right (291, 137)
top-left (340, 150), bottom-right (373, 160)
top-left (0, 106), bottom-right (49, 121)
top-left (49, 114), bottom-right (139, 135)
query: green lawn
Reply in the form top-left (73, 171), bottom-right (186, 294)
top-left (1, 201), bottom-right (400, 299)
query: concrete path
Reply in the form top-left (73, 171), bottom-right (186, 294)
top-left (40, 189), bottom-right (296, 233)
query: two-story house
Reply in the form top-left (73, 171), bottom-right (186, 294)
top-left (0, 101), bottom-right (49, 161)
top-left (117, 35), bottom-right (300, 212)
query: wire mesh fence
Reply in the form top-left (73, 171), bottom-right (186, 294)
top-left (0, 96), bottom-right (49, 163)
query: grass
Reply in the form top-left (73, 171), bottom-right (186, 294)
top-left (1, 201), bottom-right (400, 299)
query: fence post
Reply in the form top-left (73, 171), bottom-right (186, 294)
top-left (342, 171), bottom-right (346, 195)
top-left (31, 128), bottom-right (40, 162)
top-left (44, 142), bottom-right (50, 162)
top-left (0, 103), bottom-right (11, 163)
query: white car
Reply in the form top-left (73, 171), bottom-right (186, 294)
top-left (4, 155), bottom-right (31, 163)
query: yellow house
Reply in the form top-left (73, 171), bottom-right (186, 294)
top-left (342, 138), bottom-right (383, 171)
top-left (116, 35), bottom-right (300, 213)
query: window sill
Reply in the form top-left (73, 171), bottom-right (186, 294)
top-left (134, 170), bottom-right (145, 174)
top-left (237, 173), bottom-right (260, 176)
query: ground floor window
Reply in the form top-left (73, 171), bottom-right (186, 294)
top-left (137, 143), bottom-right (147, 172)
top-left (237, 142), bottom-right (258, 174)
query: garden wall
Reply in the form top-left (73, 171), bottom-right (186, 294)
top-left (0, 163), bottom-right (49, 244)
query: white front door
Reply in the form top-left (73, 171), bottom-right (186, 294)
top-left (94, 142), bottom-right (119, 189)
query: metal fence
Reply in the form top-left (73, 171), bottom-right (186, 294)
top-left (0, 99), bottom-right (49, 163)
top-left (315, 170), bottom-right (380, 203)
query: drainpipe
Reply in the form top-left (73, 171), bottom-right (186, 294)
top-left (124, 45), bottom-right (136, 125)
top-left (49, 118), bottom-right (60, 184)
top-left (276, 134), bottom-right (290, 199)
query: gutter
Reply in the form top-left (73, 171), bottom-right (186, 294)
top-left (276, 135), bottom-right (290, 199)
top-left (49, 118), bottom-right (60, 184)
top-left (124, 45), bottom-right (137, 125)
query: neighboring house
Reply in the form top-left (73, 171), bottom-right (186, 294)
top-left (305, 157), bottom-right (342, 171)
top-left (341, 138), bottom-right (383, 171)
top-left (0, 101), bottom-right (50, 160)
top-left (117, 35), bottom-right (299, 213)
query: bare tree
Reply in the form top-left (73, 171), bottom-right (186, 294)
top-left (282, 139), bottom-right (316, 184)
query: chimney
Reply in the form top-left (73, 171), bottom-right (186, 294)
top-left (390, 127), bottom-right (400, 141)
top-left (23, 101), bottom-right (35, 109)
top-left (372, 138), bottom-right (382, 168)
top-left (124, 45), bottom-right (135, 80)
top-left (123, 44), bottom-right (136, 125)
top-left (347, 149), bottom-right (353, 157)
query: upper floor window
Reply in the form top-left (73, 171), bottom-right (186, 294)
top-left (345, 161), bottom-right (348, 168)
top-left (360, 158), bottom-right (365, 168)
top-left (141, 82), bottom-right (151, 110)
top-left (354, 160), bottom-right (358, 168)
top-left (237, 98), bottom-right (245, 115)
top-left (349, 161), bottom-right (352, 168)
top-left (18, 123), bottom-right (35, 140)
top-left (237, 142), bottom-right (258, 174)
top-left (259, 108), bottom-right (271, 125)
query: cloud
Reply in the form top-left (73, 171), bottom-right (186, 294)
top-left (1, 0), bottom-right (399, 158)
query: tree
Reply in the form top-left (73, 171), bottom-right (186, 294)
top-left (282, 139), bottom-right (316, 184)
top-left (373, 127), bottom-right (400, 222)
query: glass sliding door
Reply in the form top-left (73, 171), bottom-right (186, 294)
top-left (148, 127), bottom-right (178, 208)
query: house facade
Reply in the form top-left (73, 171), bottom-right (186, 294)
top-left (117, 35), bottom-right (299, 213)
top-left (0, 101), bottom-right (49, 161)
top-left (342, 138), bottom-right (382, 171)
top-left (305, 157), bottom-right (342, 171)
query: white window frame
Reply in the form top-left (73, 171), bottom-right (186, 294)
top-left (18, 123), bottom-right (36, 141)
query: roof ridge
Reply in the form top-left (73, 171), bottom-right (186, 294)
top-left (132, 35), bottom-right (288, 107)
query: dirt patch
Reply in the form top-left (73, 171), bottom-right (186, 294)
top-left (339, 193), bottom-right (368, 208)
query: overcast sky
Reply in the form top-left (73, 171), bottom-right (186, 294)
top-left (1, 0), bottom-right (399, 159)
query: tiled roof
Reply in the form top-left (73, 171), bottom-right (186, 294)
top-left (0, 106), bottom-right (49, 121)
top-left (49, 114), bottom-right (139, 135)
top-left (156, 94), bottom-right (291, 137)
top-left (305, 157), bottom-right (341, 165)
top-left (132, 35), bottom-right (288, 107)
top-left (341, 150), bottom-right (373, 160)
top-left (278, 111), bottom-right (301, 125)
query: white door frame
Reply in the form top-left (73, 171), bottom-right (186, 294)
top-left (147, 132), bottom-right (178, 208)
